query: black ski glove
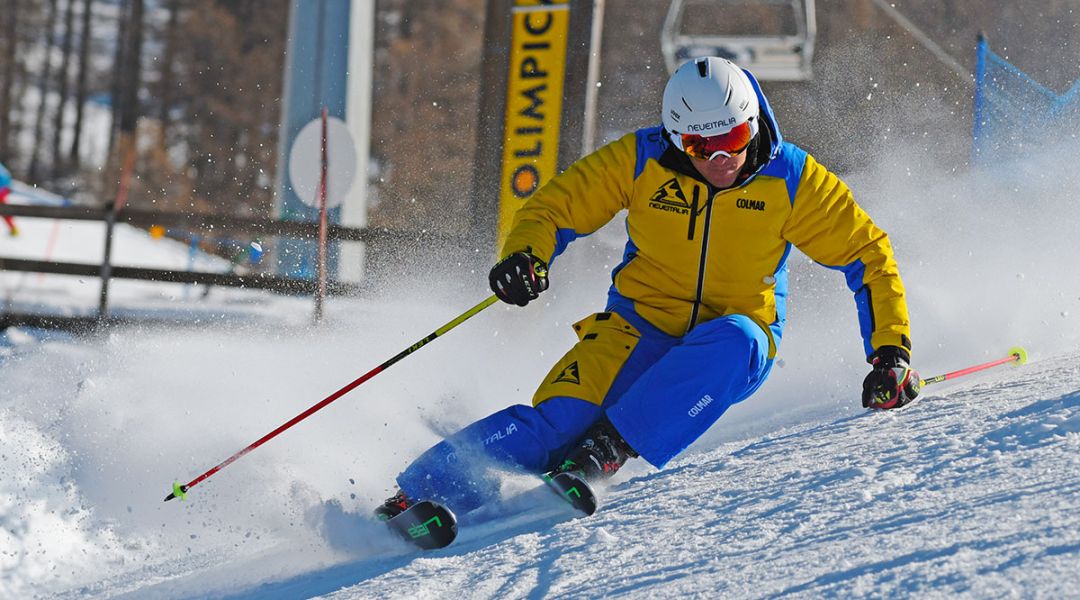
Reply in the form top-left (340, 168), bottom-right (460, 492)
top-left (489, 251), bottom-right (549, 306)
top-left (862, 345), bottom-right (921, 410)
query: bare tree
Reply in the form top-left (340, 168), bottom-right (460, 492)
top-left (110, 0), bottom-right (144, 206)
top-left (168, 0), bottom-right (288, 217)
top-left (52, 0), bottom-right (78, 179)
top-left (28, 0), bottom-right (59, 182)
top-left (0, 0), bottom-right (22, 162)
top-left (158, 0), bottom-right (181, 130)
top-left (140, 0), bottom-right (188, 213)
top-left (369, 0), bottom-right (484, 232)
top-left (106, 0), bottom-right (129, 162)
top-left (69, 0), bottom-right (95, 167)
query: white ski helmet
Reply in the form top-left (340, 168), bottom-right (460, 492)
top-left (662, 57), bottom-right (760, 147)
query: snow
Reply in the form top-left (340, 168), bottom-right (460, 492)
top-left (268, 361), bottom-right (1080, 599)
top-left (3, 142), bottom-right (1080, 598)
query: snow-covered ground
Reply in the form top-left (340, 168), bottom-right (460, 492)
top-left (3, 139), bottom-right (1080, 598)
top-left (318, 357), bottom-right (1080, 599)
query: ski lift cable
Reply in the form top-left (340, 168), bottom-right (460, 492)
top-left (869, 0), bottom-right (972, 85)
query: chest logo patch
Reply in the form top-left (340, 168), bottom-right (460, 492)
top-left (648, 178), bottom-right (690, 215)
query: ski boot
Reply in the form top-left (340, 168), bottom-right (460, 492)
top-left (549, 417), bottom-right (639, 482)
top-left (543, 419), bottom-right (635, 516)
top-left (373, 490), bottom-right (414, 521)
top-left (375, 489), bottom-right (458, 549)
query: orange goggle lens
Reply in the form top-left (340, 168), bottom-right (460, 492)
top-left (676, 120), bottom-right (756, 160)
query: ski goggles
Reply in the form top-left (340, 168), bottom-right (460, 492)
top-left (672, 119), bottom-right (758, 160)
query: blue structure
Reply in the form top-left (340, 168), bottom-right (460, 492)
top-left (972, 35), bottom-right (1080, 166)
top-left (276, 0), bottom-right (352, 279)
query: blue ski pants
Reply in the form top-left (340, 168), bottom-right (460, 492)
top-left (396, 307), bottom-right (773, 512)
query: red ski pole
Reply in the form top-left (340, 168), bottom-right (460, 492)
top-left (165, 294), bottom-right (500, 501)
top-left (920, 346), bottom-right (1028, 387)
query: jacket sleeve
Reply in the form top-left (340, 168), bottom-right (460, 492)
top-left (500, 134), bottom-right (636, 263)
top-left (781, 153), bottom-right (912, 359)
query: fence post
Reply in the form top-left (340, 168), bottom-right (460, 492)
top-left (314, 106), bottom-right (329, 324)
top-left (100, 138), bottom-right (137, 320)
top-left (98, 201), bottom-right (116, 319)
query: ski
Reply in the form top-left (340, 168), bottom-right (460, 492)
top-left (383, 500), bottom-right (458, 550)
top-left (544, 471), bottom-right (598, 516)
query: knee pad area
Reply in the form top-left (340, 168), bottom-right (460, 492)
top-left (396, 398), bottom-right (600, 512)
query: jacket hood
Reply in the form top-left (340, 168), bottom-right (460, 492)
top-left (743, 68), bottom-right (783, 160)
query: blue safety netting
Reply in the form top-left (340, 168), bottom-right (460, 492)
top-left (972, 37), bottom-right (1080, 165)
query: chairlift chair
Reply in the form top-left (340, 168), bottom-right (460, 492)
top-left (661, 0), bottom-right (817, 81)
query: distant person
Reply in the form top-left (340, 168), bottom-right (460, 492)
top-left (376, 57), bottom-right (920, 519)
top-left (0, 161), bottom-right (17, 236)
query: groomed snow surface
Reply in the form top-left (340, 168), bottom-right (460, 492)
top-left (321, 359), bottom-right (1080, 599)
top-left (4, 303), bottom-right (1078, 600)
top-left (4, 142), bottom-right (1080, 598)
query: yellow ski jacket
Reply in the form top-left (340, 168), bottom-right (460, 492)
top-left (501, 79), bottom-right (910, 359)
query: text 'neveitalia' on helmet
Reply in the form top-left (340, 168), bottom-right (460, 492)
top-left (662, 57), bottom-right (760, 138)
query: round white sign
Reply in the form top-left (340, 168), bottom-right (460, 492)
top-left (288, 116), bottom-right (357, 209)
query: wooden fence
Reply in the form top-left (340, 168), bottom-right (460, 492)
top-left (0, 203), bottom-right (375, 330)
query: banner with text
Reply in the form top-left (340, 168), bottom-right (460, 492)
top-left (496, 0), bottom-right (570, 251)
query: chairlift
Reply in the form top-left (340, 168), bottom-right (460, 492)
top-left (661, 0), bottom-right (817, 81)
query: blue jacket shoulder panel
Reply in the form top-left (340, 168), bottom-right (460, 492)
top-left (634, 126), bottom-right (668, 179)
top-left (758, 142), bottom-right (808, 205)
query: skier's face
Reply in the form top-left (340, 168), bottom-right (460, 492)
top-left (689, 150), bottom-right (748, 188)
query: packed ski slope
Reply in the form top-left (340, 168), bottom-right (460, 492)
top-left (3, 144), bottom-right (1080, 598)
top-left (4, 309), bottom-right (1077, 599)
top-left (318, 357), bottom-right (1080, 599)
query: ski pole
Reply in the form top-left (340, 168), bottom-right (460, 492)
top-left (165, 294), bottom-right (500, 502)
top-left (920, 346), bottom-right (1027, 387)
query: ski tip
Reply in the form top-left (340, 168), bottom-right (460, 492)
top-left (164, 482), bottom-right (188, 502)
top-left (385, 500), bottom-right (458, 550)
top-left (1009, 346), bottom-right (1028, 365)
top-left (546, 471), bottom-right (598, 516)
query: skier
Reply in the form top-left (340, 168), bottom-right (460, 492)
top-left (0, 161), bottom-right (17, 236)
top-left (376, 57), bottom-right (920, 520)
